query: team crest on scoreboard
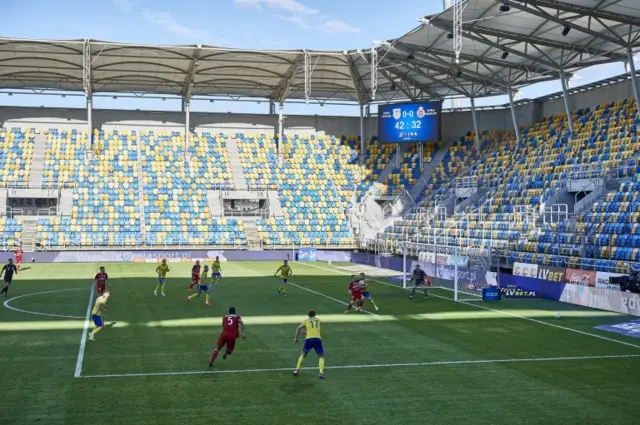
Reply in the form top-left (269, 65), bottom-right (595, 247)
top-left (417, 106), bottom-right (425, 118)
top-left (392, 108), bottom-right (401, 120)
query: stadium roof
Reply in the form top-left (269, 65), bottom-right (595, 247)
top-left (0, 1), bottom-right (639, 105)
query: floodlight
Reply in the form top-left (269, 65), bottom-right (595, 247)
top-left (501, 51), bottom-right (509, 60)
top-left (417, 17), bottom-right (430, 25)
top-left (562, 26), bottom-right (571, 36)
top-left (373, 39), bottom-right (391, 46)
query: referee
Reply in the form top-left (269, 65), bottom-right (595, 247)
top-left (409, 264), bottom-right (431, 299)
top-left (0, 258), bottom-right (18, 298)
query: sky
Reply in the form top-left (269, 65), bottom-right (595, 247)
top-left (0, 0), bottom-right (634, 116)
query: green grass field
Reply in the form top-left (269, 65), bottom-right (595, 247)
top-left (1, 260), bottom-right (640, 425)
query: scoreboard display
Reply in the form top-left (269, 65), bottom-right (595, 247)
top-left (378, 101), bottom-right (441, 143)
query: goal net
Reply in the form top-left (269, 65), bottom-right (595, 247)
top-left (403, 247), bottom-right (498, 302)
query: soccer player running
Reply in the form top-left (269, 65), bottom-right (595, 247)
top-left (409, 264), bottom-right (430, 299)
top-left (14, 246), bottom-right (23, 271)
top-left (345, 275), bottom-right (363, 313)
top-left (186, 265), bottom-right (211, 307)
top-left (94, 266), bottom-right (108, 296)
top-left (0, 258), bottom-right (18, 298)
top-left (188, 260), bottom-right (201, 292)
top-left (293, 309), bottom-right (325, 379)
top-left (88, 291), bottom-right (110, 341)
top-left (209, 306), bottom-right (246, 367)
top-left (359, 273), bottom-right (379, 311)
top-left (211, 256), bottom-right (223, 287)
top-left (154, 259), bottom-right (170, 296)
top-left (274, 260), bottom-right (292, 296)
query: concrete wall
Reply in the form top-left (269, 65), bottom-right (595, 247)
top-left (0, 76), bottom-right (634, 140)
top-left (541, 79), bottom-right (635, 117)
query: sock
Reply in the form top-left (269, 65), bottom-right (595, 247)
top-left (424, 288), bottom-right (428, 297)
top-left (346, 302), bottom-right (353, 310)
top-left (319, 357), bottom-right (325, 374)
top-left (205, 293), bottom-right (210, 304)
top-left (91, 327), bottom-right (103, 336)
top-left (210, 349), bottom-right (219, 365)
top-left (410, 287), bottom-right (417, 297)
top-left (0, 286), bottom-right (7, 296)
top-left (159, 284), bottom-right (165, 293)
top-left (369, 299), bottom-right (378, 308)
top-left (189, 283), bottom-right (195, 290)
top-left (296, 354), bottom-right (305, 370)
top-left (357, 300), bottom-right (363, 308)
top-left (188, 293), bottom-right (198, 300)
top-left (280, 285), bottom-right (287, 295)
top-left (155, 284), bottom-right (161, 292)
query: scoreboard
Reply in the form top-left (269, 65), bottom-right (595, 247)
top-left (378, 101), bottom-right (441, 143)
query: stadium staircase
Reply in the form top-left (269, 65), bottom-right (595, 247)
top-left (0, 191), bottom-right (6, 215)
top-left (375, 145), bottom-right (407, 185)
top-left (20, 217), bottom-right (37, 251)
top-left (206, 191), bottom-right (224, 216)
top-left (136, 139), bottom-right (146, 244)
top-left (58, 189), bottom-right (73, 215)
top-left (409, 139), bottom-right (454, 201)
top-left (242, 219), bottom-right (261, 249)
top-left (267, 190), bottom-right (284, 217)
top-left (226, 137), bottom-right (248, 190)
top-left (28, 133), bottom-right (48, 186)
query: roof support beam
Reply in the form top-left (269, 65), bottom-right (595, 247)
top-left (427, 20), bottom-right (565, 71)
top-left (378, 67), bottom-right (417, 101)
top-left (270, 53), bottom-right (304, 102)
top-left (433, 21), bottom-right (628, 63)
top-left (183, 45), bottom-right (202, 101)
top-left (519, 0), bottom-right (639, 27)
top-left (382, 52), bottom-right (469, 96)
top-left (346, 54), bottom-right (370, 104)
top-left (506, 1), bottom-right (626, 46)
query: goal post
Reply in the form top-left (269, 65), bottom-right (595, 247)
top-left (403, 246), bottom-right (497, 302)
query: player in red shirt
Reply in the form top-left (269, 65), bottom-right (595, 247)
top-left (209, 306), bottom-right (246, 367)
top-left (345, 275), bottom-right (364, 313)
top-left (94, 266), bottom-right (108, 296)
top-left (188, 260), bottom-right (201, 291)
top-left (14, 247), bottom-right (23, 271)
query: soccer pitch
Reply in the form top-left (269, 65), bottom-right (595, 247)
top-left (1, 260), bottom-right (639, 425)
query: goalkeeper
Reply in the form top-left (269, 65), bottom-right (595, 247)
top-left (409, 264), bottom-right (430, 299)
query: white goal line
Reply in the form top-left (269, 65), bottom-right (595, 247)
top-left (79, 353), bottom-right (640, 379)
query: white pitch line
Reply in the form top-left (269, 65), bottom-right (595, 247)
top-left (3, 288), bottom-right (86, 319)
top-left (74, 284), bottom-right (95, 378)
top-left (287, 281), bottom-right (378, 316)
top-left (299, 262), bottom-right (640, 350)
top-left (79, 353), bottom-right (640, 379)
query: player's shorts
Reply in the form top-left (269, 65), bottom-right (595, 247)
top-left (302, 338), bottom-right (324, 355)
top-left (198, 284), bottom-right (209, 293)
top-left (96, 284), bottom-right (106, 295)
top-left (351, 292), bottom-right (362, 301)
top-left (217, 333), bottom-right (237, 353)
top-left (15, 258), bottom-right (22, 265)
top-left (158, 278), bottom-right (166, 284)
top-left (3, 277), bottom-right (12, 285)
top-left (213, 272), bottom-right (222, 279)
top-left (281, 278), bottom-right (288, 284)
top-left (414, 280), bottom-right (425, 287)
top-left (191, 276), bottom-right (200, 285)
top-left (362, 291), bottom-right (371, 298)
top-left (92, 314), bottom-right (103, 327)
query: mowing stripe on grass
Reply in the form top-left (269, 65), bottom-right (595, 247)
top-left (74, 284), bottom-right (95, 378)
top-left (288, 281), bottom-right (378, 316)
top-left (79, 353), bottom-right (640, 379)
top-left (299, 262), bottom-right (640, 350)
top-left (3, 288), bottom-right (86, 319)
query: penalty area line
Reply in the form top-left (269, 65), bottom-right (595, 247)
top-left (287, 281), bottom-right (378, 316)
top-left (79, 353), bottom-right (640, 379)
top-left (74, 284), bottom-right (95, 378)
top-left (303, 261), bottom-right (640, 350)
